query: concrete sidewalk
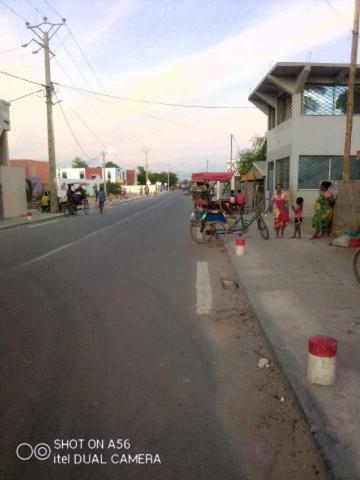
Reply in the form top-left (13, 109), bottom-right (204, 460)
top-left (0, 210), bottom-right (62, 230)
top-left (227, 217), bottom-right (360, 479)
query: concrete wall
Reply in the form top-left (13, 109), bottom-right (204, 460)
top-left (0, 166), bottom-right (27, 219)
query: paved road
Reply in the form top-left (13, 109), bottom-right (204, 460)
top-left (0, 193), bottom-right (327, 480)
top-left (0, 193), bottom-right (245, 480)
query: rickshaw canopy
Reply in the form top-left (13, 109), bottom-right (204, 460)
top-left (191, 172), bottom-right (233, 183)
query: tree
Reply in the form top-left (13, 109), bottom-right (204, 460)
top-left (106, 181), bottom-right (121, 195)
top-left (235, 135), bottom-right (266, 175)
top-left (72, 157), bottom-right (88, 168)
top-left (105, 161), bottom-right (119, 168)
top-left (137, 166), bottom-right (146, 185)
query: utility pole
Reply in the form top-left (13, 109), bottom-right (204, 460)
top-left (230, 134), bottom-right (235, 189)
top-left (167, 165), bottom-right (170, 191)
top-left (206, 160), bottom-right (209, 173)
top-left (25, 17), bottom-right (66, 213)
top-left (141, 149), bottom-right (150, 184)
top-left (343, 0), bottom-right (360, 180)
top-left (101, 150), bottom-right (107, 194)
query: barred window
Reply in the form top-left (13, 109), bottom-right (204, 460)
top-left (302, 85), bottom-right (360, 115)
top-left (268, 106), bottom-right (276, 130)
top-left (298, 156), bottom-right (360, 189)
top-left (275, 157), bottom-right (290, 190)
top-left (267, 161), bottom-right (274, 191)
top-left (277, 93), bottom-right (292, 124)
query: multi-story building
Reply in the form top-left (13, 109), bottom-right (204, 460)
top-left (249, 62), bottom-right (360, 216)
top-left (57, 166), bottom-right (125, 183)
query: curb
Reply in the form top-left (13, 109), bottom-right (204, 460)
top-left (0, 214), bottom-right (63, 231)
top-left (226, 242), bottom-right (356, 480)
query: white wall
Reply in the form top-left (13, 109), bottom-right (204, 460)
top-left (266, 91), bottom-right (360, 216)
top-left (0, 166), bottom-right (26, 218)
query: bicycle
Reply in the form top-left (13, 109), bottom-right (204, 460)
top-left (353, 249), bottom-right (360, 284)
top-left (190, 201), bottom-right (269, 247)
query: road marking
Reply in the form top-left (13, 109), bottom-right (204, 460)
top-left (196, 261), bottom-right (213, 315)
top-left (28, 220), bottom-right (59, 228)
top-left (17, 198), bottom-right (168, 269)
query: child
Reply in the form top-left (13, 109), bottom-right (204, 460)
top-left (291, 197), bottom-right (304, 239)
top-left (236, 189), bottom-right (246, 211)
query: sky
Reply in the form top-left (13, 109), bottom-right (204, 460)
top-left (0, 0), bottom-right (355, 176)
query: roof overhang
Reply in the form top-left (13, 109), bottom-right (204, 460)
top-left (249, 62), bottom-right (360, 111)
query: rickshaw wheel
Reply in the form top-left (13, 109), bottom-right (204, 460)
top-left (190, 220), bottom-right (204, 244)
top-left (203, 221), bottom-right (227, 247)
top-left (63, 204), bottom-right (71, 217)
top-left (257, 217), bottom-right (269, 240)
top-left (83, 199), bottom-right (89, 215)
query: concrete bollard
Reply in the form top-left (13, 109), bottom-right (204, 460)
top-left (307, 335), bottom-right (337, 385)
top-left (235, 237), bottom-right (245, 256)
top-left (26, 211), bottom-right (32, 222)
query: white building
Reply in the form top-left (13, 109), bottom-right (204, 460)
top-left (249, 63), bottom-right (360, 216)
top-left (56, 166), bottom-right (126, 196)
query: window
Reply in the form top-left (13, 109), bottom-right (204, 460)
top-left (277, 93), bottom-right (292, 125)
top-left (267, 161), bottom-right (274, 192)
top-left (107, 172), bottom-right (111, 180)
top-left (62, 171), bottom-right (67, 179)
top-left (302, 85), bottom-right (360, 115)
top-left (268, 106), bottom-right (276, 130)
top-left (298, 156), bottom-right (360, 189)
top-left (275, 157), bottom-right (290, 190)
top-left (80, 172), bottom-right (84, 179)
top-left (91, 174), bottom-right (97, 180)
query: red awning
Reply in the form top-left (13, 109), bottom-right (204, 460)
top-left (191, 172), bottom-right (233, 182)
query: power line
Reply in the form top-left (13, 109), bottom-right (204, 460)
top-left (0, 69), bottom-right (44, 86)
top-left (71, 109), bottom-right (106, 148)
top-left (54, 92), bottom-right (92, 159)
top-left (0, 46), bottom-right (23, 55)
top-left (23, 0), bottom-right (45, 17)
top-left (0, 0), bottom-right (27, 22)
top-left (42, 0), bottom-right (63, 20)
top-left (9, 88), bottom-right (43, 102)
top-left (67, 27), bottom-right (105, 91)
top-left (55, 82), bottom-right (255, 109)
top-left (323, 0), bottom-right (353, 30)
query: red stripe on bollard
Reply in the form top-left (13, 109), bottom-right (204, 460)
top-left (309, 335), bottom-right (337, 358)
top-left (235, 238), bottom-right (245, 246)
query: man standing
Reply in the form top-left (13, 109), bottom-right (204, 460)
top-left (96, 185), bottom-right (106, 214)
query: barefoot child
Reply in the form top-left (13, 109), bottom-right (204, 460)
top-left (291, 197), bottom-right (304, 238)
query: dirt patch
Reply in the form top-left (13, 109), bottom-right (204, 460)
top-left (200, 250), bottom-right (328, 480)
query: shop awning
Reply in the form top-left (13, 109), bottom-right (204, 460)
top-left (191, 172), bottom-right (233, 182)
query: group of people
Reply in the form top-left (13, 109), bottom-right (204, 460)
top-left (268, 181), bottom-right (335, 239)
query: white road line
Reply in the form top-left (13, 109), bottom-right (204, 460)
top-left (17, 198), bottom-right (168, 269)
top-left (28, 220), bottom-right (59, 228)
top-left (196, 261), bottom-right (213, 315)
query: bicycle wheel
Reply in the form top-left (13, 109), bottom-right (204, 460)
top-left (83, 199), bottom-right (89, 215)
top-left (190, 220), bottom-right (204, 244)
top-left (203, 221), bottom-right (227, 247)
top-left (63, 204), bottom-right (71, 217)
top-left (257, 216), bottom-right (269, 240)
top-left (353, 249), bottom-right (360, 284)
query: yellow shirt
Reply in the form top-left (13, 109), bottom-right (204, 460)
top-left (41, 195), bottom-right (49, 207)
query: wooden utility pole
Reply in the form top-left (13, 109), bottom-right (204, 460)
top-left (343, 0), bottom-right (360, 180)
top-left (141, 149), bottom-right (150, 184)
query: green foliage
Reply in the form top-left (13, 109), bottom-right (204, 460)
top-left (105, 161), bottom-right (119, 168)
top-left (136, 166), bottom-right (178, 187)
top-left (72, 156), bottom-right (88, 168)
top-left (235, 134), bottom-right (266, 175)
top-left (106, 181), bottom-right (121, 195)
top-left (25, 179), bottom-right (34, 203)
top-left (136, 166), bottom-right (146, 185)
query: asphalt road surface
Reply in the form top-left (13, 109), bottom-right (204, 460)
top-left (0, 193), bottom-right (327, 480)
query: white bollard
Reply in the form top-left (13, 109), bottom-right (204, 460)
top-left (307, 335), bottom-right (337, 385)
top-left (235, 237), bottom-right (245, 256)
top-left (26, 211), bottom-right (33, 222)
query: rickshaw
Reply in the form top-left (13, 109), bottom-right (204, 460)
top-left (189, 172), bottom-right (269, 247)
top-left (60, 183), bottom-right (90, 216)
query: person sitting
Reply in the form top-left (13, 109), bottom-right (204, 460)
top-left (40, 191), bottom-right (50, 212)
top-left (75, 185), bottom-right (87, 200)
